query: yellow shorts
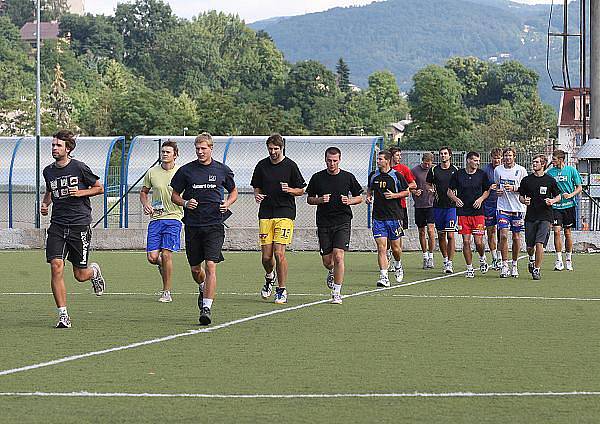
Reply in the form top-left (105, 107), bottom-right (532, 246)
top-left (259, 218), bottom-right (295, 246)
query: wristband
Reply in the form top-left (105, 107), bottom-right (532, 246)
top-left (183, 200), bottom-right (189, 209)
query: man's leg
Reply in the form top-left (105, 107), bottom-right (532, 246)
top-left (463, 233), bottom-right (473, 266)
top-left (499, 228), bottom-right (509, 262)
top-left (322, 253), bottom-right (334, 272)
top-left (375, 236), bottom-right (390, 286)
top-left (511, 231), bottom-right (521, 262)
top-left (203, 260), bottom-right (217, 301)
top-left (418, 227), bottom-right (427, 253)
top-left (332, 248), bottom-right (345, 284)
top-left (438, 231), bottom-right (448, 260)
top-left (273, 243), bottom-right (288, 288)
top-left (553, 225), bottom-right (563, 260)
top-left (564, 227), bottom-right (574, 270)
top-left (50, 259), bottom-right (67, 308)
top-left (427, 223), bottom-right (436, 254)
top-left (390, 237), bottom-right (403, 282)
top-left (261, 243), bottom-right (275, 275)
top-left (160, 249), bottom-right (173, 292)
top-left (447, 231), bottom-right (455, 262)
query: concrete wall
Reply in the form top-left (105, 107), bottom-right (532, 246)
top-left (2, 228), bottom-right (600, 253)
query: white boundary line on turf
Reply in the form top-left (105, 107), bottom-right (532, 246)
top-left (0, 271), bottom-right (465, 378)
top-left (0, 391), bottom-right (599, 398)
top-left (0, 292), bottom-right (328, 297)
top-left (388, 294), bottom-right (600, 302)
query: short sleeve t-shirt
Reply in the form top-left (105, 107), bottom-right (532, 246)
top-left (43, 159), bottom-right (100, 226)
top-left (494, 164), bottom-right (528, 213)
top-left (170, 159), bottom-right (235, 227)
top-left (426, 164), bottom-right (458, 209)
top-left (546, 165), bottom-right (583, 210)
top-left (143, 165), bottom-right (183, 221)
top-left (306, 169), bottom-right (363, 227)
top-left (411, 164), bottom-right (434, 209)
top-left (392, 163), bottom-right (415, 208)
top-left (448, 168), bottom-right (491, 216)
top-left (368, 169), bottom-right (408, 221)
top-left (519, 174), bottom-right (560, 222)
top-left (251, 157), bottom-right (306, 220)
top-left (483, 163), bottom-right (499, 208)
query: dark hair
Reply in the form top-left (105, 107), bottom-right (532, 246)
top-left (439, 146), bottom-right (452, 156)
top-left (552, 149), bottom-right (566, 161)
top-left (378, 150), bottom-right (392, 162)
top-left (266, 133), bottom-right (285, 148)
top-left (162, 140), bottom-right (179, 157)
top-left (490, 147), bottom-right (502, 157)
top-left (389, 147), bottom-right (401, 155)
top-left (53, 130), bottom-right (76, 153)
top-left (466, 151), bottom-right (480, 160)
top-left (503, 146), bottom-right (516, 156)
top-left (325, 146), bottom-right (341, 158)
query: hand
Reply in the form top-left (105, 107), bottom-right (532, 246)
top-left (562, 192), bottom-right (571, 200)
top-left (454, 197), bottom-right (464, 208)
top-left (496, 186), bottom-right (505, 196)
top-left (254, 193), bottom-right (267, 204)
top-left (219, 201), bottom-right (229, 213)
top-left (473, 198), bottom-right (483, 209)
top-left (414, 189), bottom-right (422, 197)
top-left (523, 196), bottom-right (531, 206)
top-left (321, 193), bottom-right (331, 204)
top-left (341, 194), bottom-right (350, 205)
top-left (366, 195), bottom-right (373, 204)
top-left (143, 204), bottom-right (154, 215)
top-left (40, 203), bottom-right (49, 216)
top-left (280, 182), bottom-right (290, 193)
top-left (504, 183), bottom-right (514, 192)
top-left (186, 198), bottom-right (198, 210)
top-left (68, 186), bottom-right (80, 197)
top-left (544, 198), bottom-right (553, 206)
top-left (384, 190), bottom-right (395, 200)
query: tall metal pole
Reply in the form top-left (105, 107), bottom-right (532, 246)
top-left (35, 0), bottom-right (41, 228)
top-left (591, 0), bottom-right (600, 138)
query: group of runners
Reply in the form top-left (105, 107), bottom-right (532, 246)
top-left (41, 131), bottom-right (583, 328)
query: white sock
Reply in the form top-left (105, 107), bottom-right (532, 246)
top-left (380, 269), bottom-right (388, 278)
top-left (492, 250), bottom-right (498, 260)
top-left (466, 264), bottom-right (474, 270)
top-left (479, 255), bottom-right (486, 263)
top-left (428, 252), bottom-right (433, 259)
top-left (58, 306), bottom-right (67, 316)
top-left (266, 271), bottom-right (275, 279)
top-left (529, 255), bottom-right (535, 262)
top-left (503, 260), bottom-right (508, 267)
top-left (508, 260), bottom-right (513, 267)
top-left (556, 252), bottom-right (563, 262)
top-left (566, 252), bottom-right (572, 261)
top-left (333, 283), bottom-right (342, 294)
top-left (422, 252), bottom-right (428, 259)
top-left (394, 260), bottom-right (402, 269)
top-left (443, 257), bottom-right (448, 264)
top-left (202, 298), bottom-right (213, 309)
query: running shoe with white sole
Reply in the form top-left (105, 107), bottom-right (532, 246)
top-left (376, 276), bottom-right (390, 288)
top-left (479, 260), bottom-right (489, 274)
top-left (528, 260), bottom-right (535, 274)
top-left (199, 307), bottom-right (211, 325)
top-left (444, 261), bottom-right (454, 274)
top-left (554, 260), bottom-right (564, 271)
top-left (466, 268), bottom-right (475, 279)
top-left (532, 268), bottom-right (541, 280)
top-left (427, 257), bottom-right (434, 269)
top-left (500, 264), bottom-right (510, 278)
top-left (56, 314), bottom-right (71, 328)
top-left (274, 288), bottom-right (288, 304)
top-left (90, 262), bottom-right (105, 296)
top-left (422, 257), bottom-right (428, 270)
top-left (565, 259), bottom-right (573, 271)
top-left (395, 264), bottom-right (404, 283)
top-left (511, 265), bottom-right (519, 278)
top-left (261, 274), bottom-right (276, 299)
top-left (331, 293), bottom-right (343, 304)
top-left (158, 290), bottom-right (172, 303)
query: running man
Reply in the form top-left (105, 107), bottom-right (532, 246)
top-left (390, 147), bottom-right (417, 230)
top-left (140, 140), bottom-right (183, 303)
top-left (483, 147), bottom-right (503, 269)
top-left (251, 133), bottom-right (306, 304)
top-left (306, 147), bottom-right (363, 304)
top-left (411, 152), bottom-right (436, 269)
top-left (494, 147), bottom-right (528, 278)
top-left (519, 154), bottom-right (561, 280)
top-left (41, 130), bottom-right (106, 328)
top-left (426, 146), bottom-right (458, 273)
top-left (171, 133), bottom-right (238, 325)
top-left (367, 150), bottom-right (410, 287)
top-left (547, 149), bottom-right (583, 271)
top-left (447, 151), bottom-right (491, 278)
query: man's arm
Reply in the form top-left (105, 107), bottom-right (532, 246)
top-left (221, 186), bottom-right (238, 210)
top-left (282, 185), bottom-right (305, 197)
top-left (140, 186), bottom-right (153, 215)
top-left (563, 184), bottom-right (582, 200)
top-left (40, 191), bottom-right (52, 216)
top-left (254, 187), bottom-right (267, 204)
top-left (69, 180), bottom-right (104, 198)
top-left (446, 188), bottom-right (464, 208)
top-left (172, 190), bottom-right (197, 210)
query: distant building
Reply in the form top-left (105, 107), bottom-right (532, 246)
top-left (387, 119), bottom-right (412, 144)
top-left (20, 21), bottom-right (60, 49)
top-left (67, 0), bottom-right (85, 15)
top-left (557, 88), bottom-right (590, 164)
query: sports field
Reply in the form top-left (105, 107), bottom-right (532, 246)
top-left (1, 250), bottom-right (600, 423)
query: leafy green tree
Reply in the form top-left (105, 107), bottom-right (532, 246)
top-left (0, 16), bottom-right (34, 101)
top-left (336, 58), bottom-right (351, 93)
top-left (59, 14), bottom-right (124, 61)
top-left (3, 0), bottom-right (34, 27)
top-left (49, 62), bottom-right (73, 128)
top-left (445, 56), bottom-right (489, 108)
top-left (482, 60), bottom-right (539, 104)
top-left (41, 0), bottom-right (69, 21)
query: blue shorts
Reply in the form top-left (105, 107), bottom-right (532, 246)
top-left (497, 210), bottom-right (524, 233)
top-left (147, 219), bottom-right (182, 252)
top-left (372, 219), bottom-right (404, 241)
top-left (433, 208), bottom-right (457, 232)
top-left (483, 204), bottom-right (497, 227)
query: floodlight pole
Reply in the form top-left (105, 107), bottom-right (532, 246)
top-left (35, 0), bottom-right (41, 228)
top-left (591, 0), bottom-right (600, 138)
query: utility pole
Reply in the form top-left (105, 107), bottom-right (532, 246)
top-left (591, 0), bottom-right (600, 138)
top-left (35, 0), bottom-right (41, 228)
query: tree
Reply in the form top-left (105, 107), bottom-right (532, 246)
top-left (59, 14), bottom-right (124, 61)
top-left (41, 0), bottom-right (69, 21)
top-left (3, 0), bottom-right (34, 27)
top-left (336, 58), bottom-right (351, 93)
top-left (445, 56), bottom-right (489, 108)
top-left (482, 60), bottom-right (539, 104)
top-left (49, 63), bottom-right (73, 129)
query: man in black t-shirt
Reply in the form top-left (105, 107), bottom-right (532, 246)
top-left (447, 151), bottom-right (491, 278)
top-left (251, 134), bottom-right (306, 304)
top-left (307, 147), bottom-right (363, 304)
top-left (171, 132), bottom-right (238, 325)
top-left (367, 150), bottom-right (410, 287)
top-left (41, 130), bottom-right (106, 329)
top-left (518, 154), bottom-right (561, 280)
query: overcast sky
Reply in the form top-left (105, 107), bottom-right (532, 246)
top-left (83, 0), bottom-right (561, 24)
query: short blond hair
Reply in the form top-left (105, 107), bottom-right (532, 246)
top-left (195, 132), bottom-right (213, 147)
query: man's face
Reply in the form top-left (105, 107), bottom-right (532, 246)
top-left (195, 141), bottom-right (213, 164)
top-left (51, 138), bottom-right (69, 160)
top-left (421, 159), bottom-right (432, 170)
top-left (491, 154), bottom-right (502, 167)
top-left (267, 143), bottom-right (283, 162)
top-left (377, 154), bottom-right (390, 170)
top-left (503, 150), bottom-right (515, 166)
top-left (325, 153), bottom-right (340, 173)
top-left (439, 149), bottom-right (450, 163)
top-left (161, 146), bottom-right (176, 164)
top-left (532, 158), bottom-right (544, 172)
top-left (552, 155), bottom-right (564, 168)
top-left (467, 155), bottom-right (480, 170)
top-left (393, 151), bottom-right (401, 166)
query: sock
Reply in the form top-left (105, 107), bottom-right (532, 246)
top-left (276, 286), bottom-right (286, 293)
top-left (199, 281), bottom-right (205, 292)
top-left (422, 252), bottom-right (428, 259)
top-left (479, 255), bottom-right (486, 263)
top-left (534, 267), bottom-right (540, 272)
top-left (556, 252), bottom-right (563, 262)
top-left (380, 269), bottom-right (388, 278)
top-left (508, 260), bottom-right (513, 267)
top-left (503, 260), bottom-right (508, 267)
top-left (58, 306), bottom-right (67, 316)
top-left (466, 264), bottom-right (474, 270)
top-left (202, 298), bottom-right (213, 309)
top-left (428, 252), bottom-right (433, 259)
top-left (443, 257), bottom-right (448, 264)
top-left (491, 250), bottom-right (498, 260)
top-left (266, 271), bottom-right (275, 279)
top-left (529, 255), bottom-right (535, 262)
top-left (566, 252), bottom-right (572, 261)
top-left (394, 260), bottom-right (402, 269)
top-left (333, 283), bottom-right (342, 294)
top-left (328, 268), bottom-right (334, 275)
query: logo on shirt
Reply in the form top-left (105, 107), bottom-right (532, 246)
top-left (539, 186), bottom-right (547, 195)
top-left (208, 175), bottom-right (217, 182)
top-left (192, 183), bottom-right (217, 189)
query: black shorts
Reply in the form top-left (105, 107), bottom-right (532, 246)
top-left (414, 207), bottom-right (434, 228)
top-left (184, 225), bottom-right (225, 266)
top-left (552, 207), bottom-right (576, 228)
top-left (400, 207), bottom-right (409, 230)
top-left (46, 223), bottom-right (92, 268)
top-left (318, 222), bottom-right (351, 256)
top-left (525, 220), bottom-right (551, 248)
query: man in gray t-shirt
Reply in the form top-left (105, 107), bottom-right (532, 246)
top-left (410, 152), bottom-right (436, 269)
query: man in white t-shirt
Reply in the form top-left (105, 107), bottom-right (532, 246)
top-left (493, 147), bottom-right (528, 278)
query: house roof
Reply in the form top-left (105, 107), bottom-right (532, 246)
top-left (558, 88), bottom-right (590, 127)
top-left (20, 21), bottom-right (60, 41)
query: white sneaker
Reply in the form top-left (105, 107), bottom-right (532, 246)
top-left (511, 265), bottom-right (519, 278)
top-left (274, 288), bottom-right (288, 304)
top-left (261, 274), bottom-right (276, 299)
top-left (90, 262), bottom-right (105, 296)
top-left (422, 257), bottom-right (428, 270)
top-left (466, 268), bottom-right (475, 278)
top-left (444, 261), bottom-right (453, 274)
top-left (565, 259), bottom-right (573, 271)
top-left (376, 276), bottom-right (390, 288)
top-left (500, 264), bottom-right (510, 278)
top-left (427, 257), bottom-right (434, 269)
top-left (554, 260), bottom-right (564, 271)
top-left (158, 290), bottom-right (172, 303)
top-left (395, 264), bottom-right (404, 283)
top-left (479, 260), bottom-right (489, 274)
top-left (56, 314), bottom-right (71, 328)
top-left (331, 292), bottom-right (343, 304)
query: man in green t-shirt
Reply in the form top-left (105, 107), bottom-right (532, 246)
top-left (546, 149), bottom-right (582, 271)
top-left (140, 140), bottom-right (184, 302)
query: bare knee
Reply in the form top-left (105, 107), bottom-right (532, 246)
top-left (73, 268), bottom-right (88, 282)
top-left (50, 260), bottom-right (64, 275)
top-left (147, 252), bottom-right (160, 264)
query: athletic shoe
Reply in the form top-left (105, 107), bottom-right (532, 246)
top-left (427, 257), bottom-right (434, 269)
top-left (479, 260), bottom-right (489, 274)
top-left (90, 263), bottom-right (105, 296)
top-left (422, 257), bottom-right (428, 270)
top-left (528, 260), bottom-right (535, 274)
top-left (274, 288), bottom-right (288, 304)
top-left (444, 261), bottom-right (453, 274)
top-left (554, 260), bottom-right (564, 271)
top-left (376, 276), bottom-right (390, 288)
top-left (261, 274), bottom-right (276, 299)
top-left (158, 290), bottom-right (172, 303)
top-left (56, 314), bottom-right (71, 329)
top-left (465, 268), bottom-right (475, 278)
top-left (197, 282), bottom-right (204, 311)
top-left (511, 265), bottom-right (519, 278)
top-left (387, 249), bottom-right (394, 270)
top-left (199, 307), bottom-right (211, 325)
top-left (326, 269), bottom-right (335, 289)
top-left (395, 264), bottom-right (404, 283)
top-left (331, 292), bottom-right (343, 304)
top-left (491, 258), bottom-right (500, 271)
top-left (532, 268), bottom-right (541, 280)
top-left (500, 264), bottom-right (510, 278)
top-left (565, 259), bottom-right (573, 271)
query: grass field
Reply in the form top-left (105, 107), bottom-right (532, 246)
top-left (1, 250), bottom-right (600, 423)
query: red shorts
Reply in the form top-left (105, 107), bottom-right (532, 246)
top-left (458, 215), bottom-right (485, 236)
